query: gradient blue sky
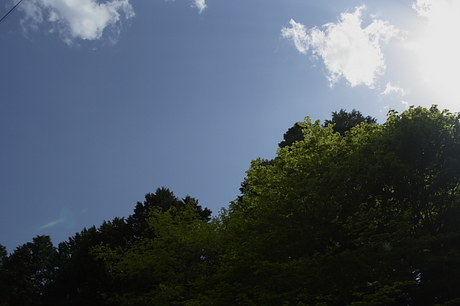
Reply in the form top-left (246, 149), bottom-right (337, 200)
top-left (1, 0), bottom-right (458, 252)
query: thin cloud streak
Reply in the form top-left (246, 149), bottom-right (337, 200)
top-left (282, 6), bottom-right (400, 88)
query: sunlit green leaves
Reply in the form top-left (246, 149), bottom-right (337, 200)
top-left (93, 202), bottom-right (217, 305)
top-left (218, 105), bottom-right (460, 305)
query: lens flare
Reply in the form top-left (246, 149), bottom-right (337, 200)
top-left (39, 208), bottom-right (75, 229)
top-left (59, 208), bottom-right (75, 229)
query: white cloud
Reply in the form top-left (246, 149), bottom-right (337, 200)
top-left (192, 0), bottom-right (207, 14)
top-left (19, 0), bottom-right (135, 44)
top-left (282, 6), bottom-right (400, 88)
top-left (381, 82), bottom-right (406, 96)
top-left (281, 20), bottom-right (310, 54)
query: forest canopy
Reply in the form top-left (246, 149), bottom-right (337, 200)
top-left (1, 106), bottom-right (460, 306)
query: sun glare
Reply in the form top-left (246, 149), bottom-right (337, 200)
top-left (410, 0), bottom-right (460, 108)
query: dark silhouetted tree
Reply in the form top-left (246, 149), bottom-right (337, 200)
top-left (1, 236), bottom-right (57, 306)
top-left (278, 122), bottom-right (303, 148)
top-left (279, 109), bottom-right (377, 148)
top-left (324, 108), bottom-right (377, 135)
top-left (127, 187), bottom-right (211, 240)
top-left (93, 192), bottom-right (216, 305)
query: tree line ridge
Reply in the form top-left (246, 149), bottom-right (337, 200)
top-left (1, 106), bottom-right (460, 305)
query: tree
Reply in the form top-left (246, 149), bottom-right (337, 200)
top-left (278, 109), bottom-right (377, 148)
top-left (127, 187), bottom-right (211, 241)
top-left (215, 118), bottom-right (354, 305)
top-left (1, 236), bottom-right (58, 306)
top-left (324, 108), bottom-right (376, 135)
top-left (0, 244), bottom-right (6, 264)
top-left (3, 106), bottom-right (459, 305)
top-left (0, 189), bottom-right (213, 306)
top-left (213, 106), bottom-right (460, 305)
top-left (0, 244), bottom-right (8, 306)
top-left (278, 122), bottom-right (304, 148)
top-left (93, 201), bottom-right (217, 305)
top-left (43, 187), bottom-right (212, 305)
top-left (49, 226), bottom-right (114, 306)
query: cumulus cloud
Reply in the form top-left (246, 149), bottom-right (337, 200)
top-left (19, 0), bottom-right (135, 44)
top-left (381, 82), bottom-right (406, 96)
top-left (192, 0), bottom-right (207, 14)
top-left (281, 6), bottom-right (400, 88)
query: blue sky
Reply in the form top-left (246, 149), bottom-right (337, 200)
top-left (1, 0), bottom-right (458, 252)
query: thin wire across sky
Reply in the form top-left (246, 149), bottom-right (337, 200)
top-left (0, 0), bottom-right (25, 26)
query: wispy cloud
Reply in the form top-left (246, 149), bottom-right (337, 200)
top-left (381, 82), bottom-right (409, 109)
top-left (281, 6), bottom-right (400, 88)
top-left (192, 0), bottom-right (207, 14)
top-left (281, 20), bottom-right (309, 54)
top-left (381, 82), bottom-right (406, 96)
top-left (19, 0), bottom-right (135, 45)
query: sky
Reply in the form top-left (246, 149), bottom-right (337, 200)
top-left (1, 0), bottom-right (459, 252)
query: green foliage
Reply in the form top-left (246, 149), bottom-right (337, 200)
top-left (92, 202), bottom-right (218, 305)
top-left (279, 122), bottom-right (304, 148)
top-left (324, 108), bottom-right (377, 136)
top-left (49, 187), bottom-right (212, 305)
top-left (1, 236), bottom-right (58, 306)
top-left (278, 109), bottom-right (377, 148)
top-left (127, 187), bottom-right (211, 240)
top-left (50, 226), bottom-right (115, 305)
top-left (0, 244), bottom-right (6, 263)
top-left (214, 106), bottom-right (460, 305)
top-left (2, 106), bottom-right (460, 306)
